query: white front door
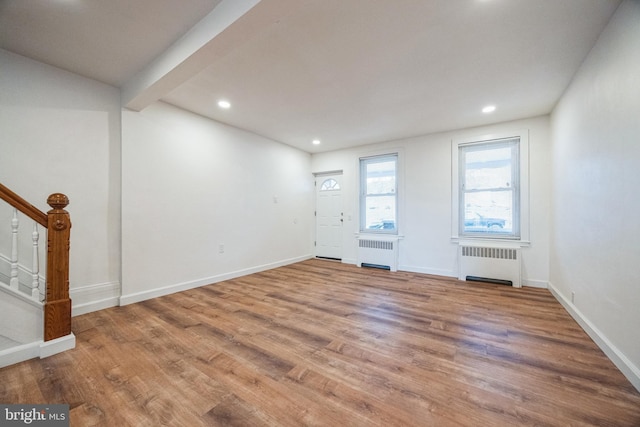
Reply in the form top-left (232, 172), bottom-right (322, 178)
top-left (315, 173), bottom-right (343, 260)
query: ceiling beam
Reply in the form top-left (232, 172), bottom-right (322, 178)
top-left (122, 0), bottom-right (295, 111)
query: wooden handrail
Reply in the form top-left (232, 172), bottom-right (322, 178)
top-left (0, 183), bottom-right (47, 226)
top-left (0, 183), bottom-right (71, 341)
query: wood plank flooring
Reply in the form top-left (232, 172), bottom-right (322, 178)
top-left (1, 259), bottom-right (639, 426)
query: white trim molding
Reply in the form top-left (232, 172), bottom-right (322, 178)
top-left (0, 333), bottom-right (75, 368)
top-left (451, 129), bottom-right (530, 244)
top-left (71, 281), bottom-right (121, 316)
top-left (119, 255), bottom-right (312, 306)
top-left (521, 278), bottom-right (548, 289)
top-left (340, 257), bottom-right (357, 266)
top-left (398, 264), bottom-right (456, 278)
top-left (548, 281), bottom-right (640, 392)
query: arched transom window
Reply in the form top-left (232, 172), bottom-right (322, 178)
top-left (320, 178), bottom-right (340, 191)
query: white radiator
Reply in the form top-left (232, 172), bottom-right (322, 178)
top-left (458, 245), bottom-right (521, 287)
top-left (357, 237), bottom-right (398, 271)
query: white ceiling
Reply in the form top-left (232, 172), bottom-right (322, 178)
top-left (0, 0), bottom-right (621, 153)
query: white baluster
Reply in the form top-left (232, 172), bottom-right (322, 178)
top-left (10, 208), bottom-right (19, 289)
top-left (32, 222), bottom-right (40, 300)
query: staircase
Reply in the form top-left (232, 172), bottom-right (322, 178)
top-left (0, 183), bottom-right (75, 367)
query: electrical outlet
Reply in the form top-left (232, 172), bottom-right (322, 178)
top-left (219, 244), bottom-right (224, 254)
top-left (571, 291), bottom-right (575, 303)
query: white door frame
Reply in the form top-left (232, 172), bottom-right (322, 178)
top-left (314, 172), bottom-right (344, 260)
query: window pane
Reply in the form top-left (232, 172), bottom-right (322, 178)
top-left (320, 178), bottom-right (340, 191)
top-left (464, 146), bottom-right (512, 190)
top-left (463, 191), bottom-right (513, 234)
top-left (365, 195), bottom-right (396, 230)
top-left (366, 160), bottom-right (396, 195)
top-left (360, 154), bottom-right (398, 233)
top-left (459, 138), bottom-right (519, 238)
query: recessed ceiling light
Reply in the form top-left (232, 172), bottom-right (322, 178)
top-left (482, 105), bottom-right (496, 113)
top-left (217, 100), bottom-right (231, 109)
top-left (312, 139), bottom-right (321, 145)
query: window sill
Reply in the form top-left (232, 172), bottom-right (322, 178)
top-left (356, 233), bottom-right (405, 240)
top-left (451, 237), bottom-right (530, 248)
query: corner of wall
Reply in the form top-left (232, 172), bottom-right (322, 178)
top-left (71, 281), bottom-right (121, 316)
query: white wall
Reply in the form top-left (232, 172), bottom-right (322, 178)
top-left (120, 102), bottom-right (314, 304)
top-left (311, 115), bottom-right (551, 285)
top-left (3, 5), bottom-right (637, 391)
top-left (1, 49), bottom-right (315, 313)
top-left (0, 49), bottom-right (122, 314)
top-left (550, 0), bottom-right (640, 390)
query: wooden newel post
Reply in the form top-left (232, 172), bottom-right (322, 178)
top-left (44, 193), bottom-right (72, 341)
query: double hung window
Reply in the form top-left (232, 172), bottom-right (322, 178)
top-left (459, 138), bottom-right (519, 238)
top-left (360, 154), bottom-right (397, 233)
top-left (454, 131), bottom-right (528, 241)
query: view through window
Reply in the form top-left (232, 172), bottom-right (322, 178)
top-left (459, 138), bottom-right (520, 238)
top-left (360, 154), bottom-right (397, 233)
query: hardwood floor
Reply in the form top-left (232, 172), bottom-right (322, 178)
top-left (1, 259), bottom-right (639, 426)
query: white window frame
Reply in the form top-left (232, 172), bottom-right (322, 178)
top-left (359, 152), bottom-right (399, 235)
top-left (451, 130), bottom-right (530, 245)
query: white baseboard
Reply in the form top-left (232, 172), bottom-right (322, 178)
top-left (0, 341), bottom-right (40, 368)
top-left (0, 333), bottom-right (75, 368)
top-left (548, 281), bottom-right (640, 392)
top-left (40, 334), bottom-right (76, 358)
top-left (341, 257), bottom-right (357, 266)
top-left (345, 260), bottom-right (458, 279)
top-left (398, 264), bottom-right (456, 278)
top-left (355, 261), bottom-right (547, 289)
top-left (71, 281), bottom-right (121, 316)
top-left (522, 278), bottom-right (548, 288)
top-left (119, 255), bottom-right (313, 306)
top-left (371, 262), bottom-right (548, 290)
